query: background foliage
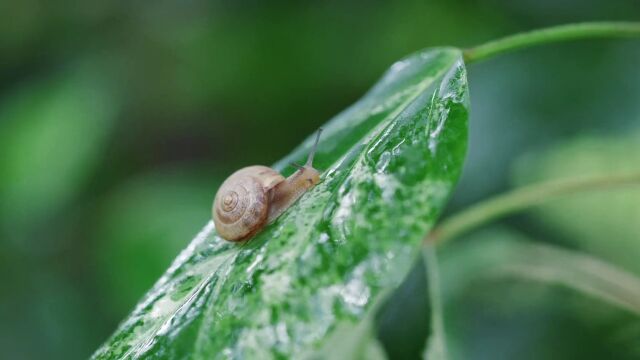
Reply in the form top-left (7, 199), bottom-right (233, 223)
top-left (0, 1), bottom-right (639, 359)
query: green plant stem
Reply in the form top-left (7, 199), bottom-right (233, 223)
top-left (464, 22), bottom-right (640, 64)
top-left (426, 172), bottom-right (640, 245)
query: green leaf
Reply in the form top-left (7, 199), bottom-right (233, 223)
top-left (0, 66), bottom-right (117, 234)
top-left (374, 246), bottom-right (448, 360)
top-left (422, 246), bottom-right (448, 360)
top-left (489, 241), bottom-right (640, 316)
top-left (512, 133), bottom-right (640, 274)
top-left (93, 47), bottom-right (469, 359)
top-left (438, 227), bottom-right (640, 359)
top-left (314, 296), bottom-right (388, 360)
top-left (440, 227), bottom-right (640, 315)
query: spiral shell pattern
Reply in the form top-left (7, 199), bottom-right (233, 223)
top-left (213, 166), bottom-right (283, 241)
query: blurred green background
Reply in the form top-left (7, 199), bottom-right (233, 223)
top-left (1, 1), bottom-right (639, 359)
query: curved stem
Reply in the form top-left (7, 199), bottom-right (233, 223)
top-left (464, 22), bottom-right (640, 64)
top-left (426, 172), bottom-right (640, 246)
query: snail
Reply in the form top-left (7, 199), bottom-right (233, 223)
top-left (213, 129), bottom-right (323, 241)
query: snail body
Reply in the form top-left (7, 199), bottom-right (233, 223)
top-left (213, 130), bottom-right (322, 242)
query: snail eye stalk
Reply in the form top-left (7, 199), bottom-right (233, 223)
top-left (305, 128), bottom-right (323, 167)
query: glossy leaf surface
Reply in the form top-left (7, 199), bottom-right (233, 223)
top-left (93, 47), bottom-right (469, 359)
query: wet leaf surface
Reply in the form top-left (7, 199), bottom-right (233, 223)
top-left (93, 47), bottom-right (469, 359)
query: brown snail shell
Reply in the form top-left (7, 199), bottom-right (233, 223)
top-left (213, 166), bottom-right (284, 241)
top-left (212, 129), bottom-right (323, 242)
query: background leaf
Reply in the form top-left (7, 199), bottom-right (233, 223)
top-left (439, 231), bottom-right (640, 315)
top-left (92, 47), bottom-right (469, 359)
top-left (422, 246), bottom-right (448, 360)
top-left (0, 61), bottom-right (120, 359)
top-left (490, 240), bottom-right (640, 316)
top-left (437, 227), bottom-right (640, 360)
top-left (512, 132), bottom-right (640, 274)
top-left (0, 65), bottom-right (117, 240)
